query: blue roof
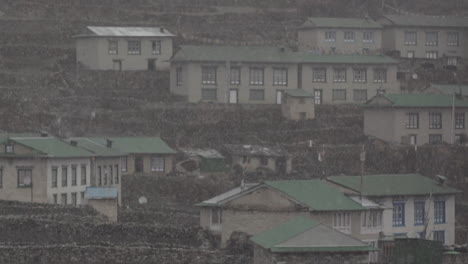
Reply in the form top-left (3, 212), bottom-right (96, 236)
top-left (85, 187), bottom-right (118, 199)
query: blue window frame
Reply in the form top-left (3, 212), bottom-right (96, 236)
top-left (433, 230), bottom-right (445, 244)
top-left (393, 202), bottom-right (405, 227)
top-left (414, 201), bottom-right (425, 225)
top-left (434, 201), bottom-right (446, 224)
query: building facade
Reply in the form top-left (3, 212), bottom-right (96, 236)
top-left (298, 17), bottom-right (383, 54)
top-left (75, 26), bottom-right (174, 71)
top-left (364, 93), bottom-right (468, 145)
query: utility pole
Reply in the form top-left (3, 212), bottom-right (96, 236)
top-left (360, 145), bottom-right (366, 201)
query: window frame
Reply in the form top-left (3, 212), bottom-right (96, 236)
top-left (61, 166), bottom-right (68, 187)
top-left (176, 67), bottom-right (183, 86)
top-left (108, 40), bottom-right (118, 55)
top-left (71, 192), bottom-right (77, 206)
top-left (152, 40), bottom-right (161, 55)
top-left (115, 164), bottom-right (119, 184)
top-left (433, 230), bottom-right (445, 244)
top-left (80, 165), bottom-right (87, 185)
top-left (425, 51), bottom-right (438, 59)
top-left (353, 89), bottom-right (367, 102)
top-left (273, 68), bottom-right (288, 86)
top-left (324, 31), bottom-right (336, 42)
top-left (414, 201), bottom-right (425, 226)
top-left (210, 208), bottom-right (222, 226)
top-left (392, 201), bottom-right (405, 227)
top-left (363, 31), bottom-right (374, 43)
top-left (333, 68), bottom-right (347, 83)
top-left (333, 212), bottom-right (351, 233)
top-left (5, 144), bottom-right (14, 154)
top-left (151, 156), bottom-right (165, 172)
top-left (429, 112), bottom-right (442, 129)
top-left (344, 31), bottom-right (355, 42)
top-left (406, 113), bottom-right (419, 129)
top-left (332, 89), bottom-right (347, 101)
top-left (51, 166), bottom-right (58, 188)
top-left (71, 165), bottom-right (77, 186)
top-left (121, 157), bottom-right (128, 172)
top-left (447, 32), bottom-right (459, 46)
top-left (230, 67), bottom-right (241, 85)
top-left (425, 32), bottom-right (439, 46)
top-left (249, 89), bottom-right (265, 101)
top-left (314, 89), bottom-right (323, 105)
top-left (61, 193), bottom-right (67, 205)
top-left (455, 112), bottom-right (465, 129)
top-left (127, 40), bottom-right (141, 55)
top-left (201, 66), bottom-right (217, 85)
top-left (429, 134), bottom-right (443, 144)
top-left (201, 88), bottom-right (217, 101)
top-left (353, 68), bottom-right (367, 83)
top-left (249, 67), bottom-right (264, 86)
top-left (312, 67), bottom-right (327, 83)
top-left (404, 31), bottom-right (417, 45)
top-left (434, 200), bottom-right (446, 224)
top-left (373, 68), bottom-right (387, 83)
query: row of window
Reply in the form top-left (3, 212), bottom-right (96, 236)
top-left (96, 164), bottom-right (120, 186)
top-left (312, 68), bottom-right (387, 83)
top-left (406, 134), bottom-right (466, 145)
top-left (51, 165), bottom-right (87, 188)
top-left (52, 192), bottom-right (85, 206)
top-left (108, 40), bottom-right (162, 55)
top-left (393, 200), bottom-right (446, 227)
top-left (407, 112), bottom-right (465, 129)
top-left (404, 31), bottom-right (460, 46)
top-left (0, 168), bottom-right (31, 188)
top-left (199, 67), bottom-right (289, 86)
top-left (324, 31), bottom-right (375, 43)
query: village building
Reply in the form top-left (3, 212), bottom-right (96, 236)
top-left (0, 135), bottom-right (93, 205)
top-left (75, 26), bottom-right (175, 71)
top-left (363, 93), bottom-right (468, 145)
top-left (327, 174), bottom-right (461, 245)
top-left (84, 186), bottom-right (119, 222)
top-left (298, 17), bottom-right (383, 55)
top-left (378, 15), bottom-right (468, 66)
top-left (85, 137), bottom-right (176, 175)
top-left (251, 216), bottom-right (377, 264)
top-left (222, 144), bottom-right (292, 174)
top-left (170, 45), bottom-right (400, 105)
top-left (426, 83), bottom-right (468, 98)
top-left (281, 89), bottom-right (315, 120)
top-left (179, 148), bottom-right (226, 175)
top-left (195, 180), bottom-right (383, 248)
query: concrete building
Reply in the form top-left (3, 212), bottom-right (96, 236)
top-left (195, 180), bottom-right (383, 247)
top-left (327, 174), bottom-right (461, 245)
top-left (298, 17), bottom-right (383, 54)
top-left (363, 93), bottom-right (468, 145)
top-left (223, 144), bottom-right (292, 174)
top-left (251, 216), bottom-right (377, 264)
top-left (75, 26), bottom-right (175, 71)
top-left (281, 89), bottom-right (315, 120)
top-left (0, 135), bottom-right (93, 206)
top-left (378, 15), bottom-right (468, 66)
top-left (179, 148), bottom-right (226, 175)
top-left (170, 45), bottom-right (399, 105)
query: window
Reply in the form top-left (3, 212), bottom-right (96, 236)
top-left (333, 212), bottom-right (351, 233)
top-left (121, 157), bottom-right (127, 172)
top-left (361, 210), bottom-right (383, 228)
top-left (333, 68), bottom-right (347, 82)
top-left (151, 156), bottom-right (165, 172)
top-left (211, 208), bottom-right (222, 225)
top-left (353, 89), bottom-right (367, 101)
top-left (249, 67), bottom-right (264, 85)
top-left (97, 166), bottom-right (102, 186)
top-left (455, 134), bottom-right (465, 145)
top-left (127, 40), bottom-right (141, 55)
top-left (434, 200), bottom-right (446, 224)
top-left (230, 67), bottom-right (241, 85)
top-left (447, 32), bottom-right (459, 46)
top-left (61, 166), bottom-right (68, 187)
top-left (332, 89), bottom-right (346, 101)
top-left (71, 193), bottom-right (77, 206)
top-left (363, 31), bottom-right (374, 43)
top-left (344, 31), bottom-right (355, 42)
top-left (324, 31), bottom-right (336, 42)
top-left (108, 40), bottom-right (118, 54)
top-left (109, 166), bottom-right (113, 185)
top-left (71, 166), bottom-right (77, 186)
top-left (426, 51), bottom-right (438, 59)
top-left (51, 167), bottom-right (58, 188)
top-left (425, 32), bottom-right (438, 46)
top-left (176, 67), bottom-right (182, 86)
top-left (447, 57), bottom-right (458, 66)
top-left (152, 40), bottom-right (161, 54)
top-left (455, 113), bottom-right (465, 129)
top-left (373, 69), bottom-right (387, 83)
top-left (103, 166), bottom-right (108, 185)
top-left (81, 191), bottom-right (85, 200)
top-left (429, 112), bottom-right (442, 129)
top-left (201, 88), bottom-right (217, 101)
top-left (249, 89), bottom-right (265, 101)
top-left (353, 68), bottom-right (367, 83)
top-left (429, 134), bottom-right (443, 144)
top-left (407, 113), bottom-right (419, 129)
top-left (378, 89), bottom-right (386, 95)
top-left (312, 68), bottom-right (326, 82)
top-left (53, 194), bottom-right (58, 204)
top-left (410, 134), bottom-right (417, 145)
top-left (414, 201), bottom-right (425, 225)
top-left (260, 157), bottom-right (268, 166)
top-left (61, 193), bottom-right (67, 205)
top-left (115, 165), bottom-right (119, 184)
top-left (404, 31), bottom-right (417, 45)
top-left (433, 230), bottom-right (445, 244)
top-left (392, 202), bottom-right (405, 227)
top-left (362, 48), bottom-right (369, 54)
top-left (81, 165), bottom-right (87, 185)
top-left (5, 144), bottom-right (14, 153)
top-left (201, 66), bottom-right (217, 84)
top-left (314, 89), bottom-right (322, 105)
top-left (273, 68), bottom-right (288, 86)
top-left (419, 231), bottom-right (426, 239)
top-left (407, 51), bottom-right (415, 58)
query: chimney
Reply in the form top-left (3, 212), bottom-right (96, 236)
top-left (160, 27), bottom-right (165, 33)
top-left (70, 140), bottom-right (78, 147)
top-left (436, 175), bottom-right (447, 186)
top-left (106, 139), bottom-right (113, 148)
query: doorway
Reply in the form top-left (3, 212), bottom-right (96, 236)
top-left (113, 60), bottom-right (122, 71)
top-left (229, 89), bottom-right (238, 104)
top-left (276, 90), bottom-right (283, 104)
top-left (135, 156), bottom-right (144, 173)
top-left (148, 59), bottom-right (156, 71)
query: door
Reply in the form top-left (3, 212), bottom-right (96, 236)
top-left (314, 89), bottom-right (322, 105)
top-left (276, 90), bottom-right (283, 104)
top-left (229, 89), bottom-right (238, 104)
top-left (113, 60), bottom-right (122, 71)
top-left (135, 156), bottom-right (144, 173)
top-left (147, 59), bottom-right (156, 71)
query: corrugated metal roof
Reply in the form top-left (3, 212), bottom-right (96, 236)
top-left (224, 144), bottom-right (288, 157)
top-left (85, 187), bottom-right (118, 199)
top-left (10, 137), bottom-right (94, 158)
top-left (88, 137), bottom-right (176, 154)
top-left (300, 17), bottom-right (382, 29)
top-left (327, 174), bottom-right (462, 197)
top-left (251, 216), bottom-right (377, 252)
top-left (366, 93), bottom-right (468, 108)
top-left (181, 148), bottom-right (225, 159)
top-left (195, 183), bottom-right (260, 206)
top-left (86, 26), bottom-right (175, 37)
top-left (349, 196), bottom-right (382, 208)
top-left (382, 14), bottom-right (468, 28)
top-left (430, 84), bottom-right (468, 96)
top-left (67, 138), bottom-right (125, 157)
top-left (284, 89), bottom-right (313, 98)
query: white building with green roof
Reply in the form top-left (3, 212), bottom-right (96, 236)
top-left (364, 93), bottom-right (468, 145)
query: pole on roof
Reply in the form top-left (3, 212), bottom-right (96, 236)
top-left (359, 145), bottom-right (366, 201)
top-left (452, 91), bottom-right (455, 144)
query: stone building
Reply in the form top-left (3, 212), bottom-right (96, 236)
top-left (251, 216), bottom-right (376, 264)
top-left (75, 26), bottom-right (175, 71)
top-left (363, 93), bottom-right (468, 145)
top-left (298, 17), bottom-right (383, 55)
top-left (281, 89), bottom-right (315, 120)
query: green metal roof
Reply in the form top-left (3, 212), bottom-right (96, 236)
top-left (172, 45), bottom-right (397, 64)
top-left (10, 137), bottom-right (94, 158)
top-left (284, 89), bottom-right (313, 97)
top-left (251, 216), bottom-right (377, 253)
top-left (382, 14), bottom-right (468, 28)
top-left (327, 174), bottom-right (462, 197)
top-left (300, 17), bottom-right (382, 29)
top-left (367, 93), bottom-right (468, 108)
top-left (265, 180), bottom-right (365, 211)
top-left (67, 138), bottom-right (125, 157)
top-left (430, 84), bottom-right (468, 97)
top-left (89, 137), bottom-right (176, 154)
